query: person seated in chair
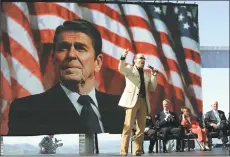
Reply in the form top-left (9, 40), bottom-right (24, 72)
top-left (156, 99), bottom-right (183, 153)
top-left (132, 116), bottom-right (157, 154)
top-left (181, 107), bottom-right (209, 151)
top-left (144, 116), bottom-right (157, 154)
top-left (204, 101), bottom-right (228, 150)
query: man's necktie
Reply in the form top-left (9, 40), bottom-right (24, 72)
top-left (77, 95), bottom-right (102, 133)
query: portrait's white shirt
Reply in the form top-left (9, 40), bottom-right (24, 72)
top-left (59, 83), bottom-right (105, 132)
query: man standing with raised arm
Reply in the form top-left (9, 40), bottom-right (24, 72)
top-left (118, 49), bottom-right (158, 156)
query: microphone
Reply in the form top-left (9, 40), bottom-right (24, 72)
top-left (147, 65), bottom-right (158, 73)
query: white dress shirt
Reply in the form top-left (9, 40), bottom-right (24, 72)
top-left (213, 110), bottom-right (221, 123)
top-left (59, 83), bottom-right (105, 132)
top-left (164, 110), bottom-right (170, 121)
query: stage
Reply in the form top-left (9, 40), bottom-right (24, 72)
top-left (5, 149), bottom-right (229, 156)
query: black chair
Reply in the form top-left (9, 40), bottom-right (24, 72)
top-left (183, 133), bottom-right (197, 151)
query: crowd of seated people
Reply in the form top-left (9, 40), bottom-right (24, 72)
top-left (133, 99), bottom-right (229, 154)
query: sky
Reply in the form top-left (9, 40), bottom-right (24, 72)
top-left (3, 1), bottom-right (229, 146)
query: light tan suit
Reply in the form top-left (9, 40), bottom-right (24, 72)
top-left (118, 59), bottom-right (158, 155)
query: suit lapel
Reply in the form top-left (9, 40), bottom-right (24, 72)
top-left (218, 110), bottom-right (222, 119)
top-left (133, 65), bottom-right (140, 77)
top-left (161, 111), bottom-right (166, 119)
top-left (47, 83), bottom-right (80, 116)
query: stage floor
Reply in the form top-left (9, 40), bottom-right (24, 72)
top-left (97, 149), bottom-right (229, 156)
top-left (3, 149), bottom-right (229, 156)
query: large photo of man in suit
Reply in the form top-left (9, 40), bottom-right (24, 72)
top-left (7, 19), bottom-right (125, 136)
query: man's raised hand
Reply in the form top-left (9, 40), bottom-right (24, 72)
top-left (122, 49), bottom-right (129, 57)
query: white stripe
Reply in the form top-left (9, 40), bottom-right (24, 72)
top-left (186, 59), bottom-right (201, 77)
top-left (168, 71), bottom-right (184, 90)
top-left (14, 2), bottom-right (30, 21)
top-left (162, 44), bottom-right (178, 62)
top-left (2, 14), bottom-right (39, 63)
top-left (102, 39), bottom-right (167, 80)
top-left (122, 4), bottom-right (149, 22)
top-left (55, 2), bottom-right (82, 18)
top-left (1, 99), bottom-right (8, 113)
top-left (0, 53), bottom-right (11, 85)
top-left (154, 19), bottom-right (169, 35)
top-left (130, 27), bottom-right (157, 46)
top-left (11, 58), bottom-right (44, 94)
top-left (191, 85), bottom-right (202, 100)
top-left (30, 15), bottom-right (65, 30)
top-left (105, 4), bottom-right (121, 14)
top-left (80, 6), bottom-right (131, 41)
top-left (181, 36), bottom-right (200, 53)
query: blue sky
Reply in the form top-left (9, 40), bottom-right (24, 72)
top-left (196, 1), bottom-right (229, 46)
top-left (3, 1), bottom-right (229, 146)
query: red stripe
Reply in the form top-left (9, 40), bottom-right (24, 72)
top-left (2, 32), bottom-right (43, 82)
top-left (80, 3), bottom-right (125, 26)
top-left (11, 78), bottom-right (31, 98)
top-left (32, 3), bottom-right (80, 19)
top-left (0, 73), bottom-right (13, 101)
top-left (184, 48), bottom-right (201, 64)
top-left (126, 15), bottom-right (150, 29)
top-left (0, 104), bottom-right (10, 135)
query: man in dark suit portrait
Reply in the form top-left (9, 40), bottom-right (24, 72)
top-left (7, 19), bottom-right (125, 136)
top-left (204, 101), bottom-right (228, 149)
top-left (156, 99), bottom-right (183, 153)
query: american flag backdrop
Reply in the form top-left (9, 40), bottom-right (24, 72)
top-left (0, 2), bottom-right (201, 135)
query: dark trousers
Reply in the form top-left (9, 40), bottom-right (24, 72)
top-left (160, 127), bottom-right (183, 151)
top-left (214, 123), bottom-right (228, 145)
top-left (145, 128), bottom-right (157, 151)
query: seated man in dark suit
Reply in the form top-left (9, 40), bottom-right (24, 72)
top-left (144, 116), bottom-right (157, 154)
top-left (156, 99), bottom-right (183, 153)
top-left (7, 19), bottom-right (125, 136)
top-left (132, 116), bottom-right (157, 154)
top-left (204, 101), bottom-right (228, 149)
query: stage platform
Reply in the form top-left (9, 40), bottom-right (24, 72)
top-left (6, 149), bottom-right (229, 156)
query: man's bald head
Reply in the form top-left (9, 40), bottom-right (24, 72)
top-left (133, 53), bottom-right (145, 68)
top-left (163, 99), bottom-right (171, 110)
top-left (211, 101), bottom-right (218, 110)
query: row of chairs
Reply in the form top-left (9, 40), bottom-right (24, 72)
top-left (130, 114), bottom-right (230, 153)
